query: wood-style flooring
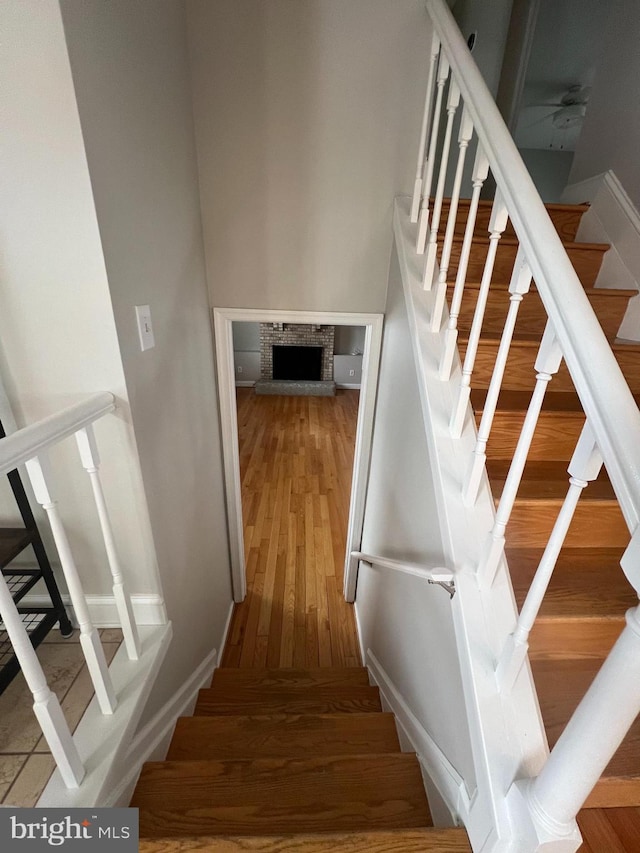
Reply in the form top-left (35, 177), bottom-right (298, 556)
top-left (221, 390), bottom-right (361, 669)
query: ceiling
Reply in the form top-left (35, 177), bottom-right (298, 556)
top-left (514, 0), bottom-right (614, 151)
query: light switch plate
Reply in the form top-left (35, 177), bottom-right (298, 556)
top-left (135, 304), bottom-right (155, 351)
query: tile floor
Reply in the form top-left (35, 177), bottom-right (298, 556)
top-left (0, 627), bottom-right (122, 806)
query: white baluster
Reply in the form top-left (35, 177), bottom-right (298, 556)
top-left (440, 146), bottom-right (490, 380)
top-left (0, 573), bottom-right (84, 787)
top-left (417, 54), bottom-right (450, 254)
top-left (462, 248), bottom-right (532, 505)
top-left (477, 323), bottom-right (563, 587)
top-left (423, 80), bottom-right (461, 292)
top-left (25, 455), bottom-right (117, 714)
top-left (450, 190), bottom-right (508, 438)
top-left (527, 593), bottom-right (640, 833)
top-left (496, 424), bottom-right (603, 689)
top-left (76, 426), bottom-right (140, 661)
top-left (411, 33), bottom-right (441, 223)
top-left (430, 105), bottom-right (474, 331)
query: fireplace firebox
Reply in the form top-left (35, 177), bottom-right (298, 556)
top-left (273, 345), bottom-right (323, 381)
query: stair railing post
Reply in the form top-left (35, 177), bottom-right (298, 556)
top-left (423, 79), bottom-right (461, 290)
top-left (439, 145), bottom-right (490, 380)
top-left (477, 322), bottom-right (563, 587)
top-left (496, 423), bottom-right (603, 690)
top-left (525, 595), bottom-right (640, 833)
top-left (417, 53), bottom-right (450, 254)
top-left (411, 32), bottom-right (441, 223)
top-left (463, 248), bottom-right (532, 505)
top-left (450, 190), bottom-right (508, 438)
top-left (430, 105), bottom-right (474, 332)
top-left (76, 425), bottom-right (141, 661)
top-left (25, 454), bottom-right (117, 715)
top-left (0, 572), bottom-right (85, 787)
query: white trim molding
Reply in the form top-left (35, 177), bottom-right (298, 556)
top-left (22, 592), bottom-right (167, 627)
top-left (366, 649), bottom-right (472, 823)
top-left (213, 307), bottom-right (383, 604)
top-left (102, 644), bottom-right (219, 807)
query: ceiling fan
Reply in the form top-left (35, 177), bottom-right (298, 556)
top-left (523, 84), bottom-right (591, 130)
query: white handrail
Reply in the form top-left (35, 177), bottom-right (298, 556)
top-left (352, 551), bottom-right (453, 585)
top-left (426, 0), bottom-right (640, 536)
top-left (0, 393), bottom-right (116, 477)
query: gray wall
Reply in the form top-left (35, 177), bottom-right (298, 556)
top-left (568, 0), bottom-right (640, 208)
top-left (59, 0), bottom-right (234, 717)
top-left (0, 0), bottom-right (159, 595)
top-left (187, 0), bottom-right (431, 313)
top-left (356, 246), bottom-right (475, 792)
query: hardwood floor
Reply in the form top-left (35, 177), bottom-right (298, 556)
top-left (221, 390), bottom-right (361, 669)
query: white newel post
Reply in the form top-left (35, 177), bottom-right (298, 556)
top-left (76, 426), bottom-right (141, 660)
top-left (463, 248), bottom-right (532, 505)
top-left (478, 323), bottom-right (563, 587)
top-left (430, 104), bottom-right (474, 332)
top-left (25, 455), bottom-right (117, 715)
top-left (417, 53), bottom-right (450, 254)
top-left (0, 573), bottom-right (85, 787)
top-left (496, 423), bottom-right (603, 690)
top-left (423, 79), bottom-right (461, 290)
top-left (439, 145), bottom-right (490, 380)
top-left (450, 190), bottom-right (508, 438)
top-left (524, 596), bottom-right (640, 840)
top-left (411, 33), bottom-right (441, 223)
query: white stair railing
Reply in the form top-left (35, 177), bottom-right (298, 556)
top-left (0, 393), bottom-right (142, 787)
top-left (403, 1), bottom-right (640, 849)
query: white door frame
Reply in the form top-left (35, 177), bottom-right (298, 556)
top-left (213, 307), bottom-right (383, 603)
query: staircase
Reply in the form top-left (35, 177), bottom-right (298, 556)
top-left (455, 201), bottom-right (640, 810)
top-left (132, 667), bottom-right (472, 851)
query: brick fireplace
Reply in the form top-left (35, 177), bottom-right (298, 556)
top-left (259, 323), bottom-right (335, 381)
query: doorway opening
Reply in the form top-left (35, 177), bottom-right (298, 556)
top-left (213, 309), bottom-right (382, 660)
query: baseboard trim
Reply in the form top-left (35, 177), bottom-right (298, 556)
top-left (104, 643), bottom-right (219, 807)
top-left (217, 600), bottom-right (235, 666)
top-left (22, 593), bottom-right (167, 627)
top-left (235, 380), bottom-right (256, 387)
top-left (335, 383), bottom-right (362, 390)
top-left (365, 648), bottom-right (472, 822)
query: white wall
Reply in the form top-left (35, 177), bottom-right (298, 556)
top-left (0, 1), bottom-right (159, 596)
top-left (356, 246), bottom-right (476, 793)
top-left (58, 0), bottom-right (234, 716)
top-left (519, 148), bottom-right (574, 202)
top-left (232, 322), bottom-right (261, 352)
top-left (187, 0), bottom-right (430, 313)
top-left (568, 0), bottom-right (640, 210)
top-left (453, 0), bottom-right (514, 96)
top-left (334, 325), bottom-right (366, 355)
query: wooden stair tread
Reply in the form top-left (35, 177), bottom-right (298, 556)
top-left (133, 754), bottom-right (432, 837)
top-left (471, 389), bottom-right (589, 414)
top-left (210, 668), bottom-right (370, 689)
top-left (438, 197), bottom-right (588, 242)
top-left (462, 338), bottom-right (640, 393)
top-left (486, 459), bottom-right (617, 500)
top-left (507, 547), bottom-right (635, 617)
top-left (448, 239), bottom-right (607, 287)
top-left (532, 659), bottom-right (640, 805)
top-left (451, 280), bottom-right (634, 297)
top-left (138, 827), bottom-right (472, 852)
top-left (167, 713), bottom-right (400, 760)
top-left (195, 684), bottom-right (382, 716)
